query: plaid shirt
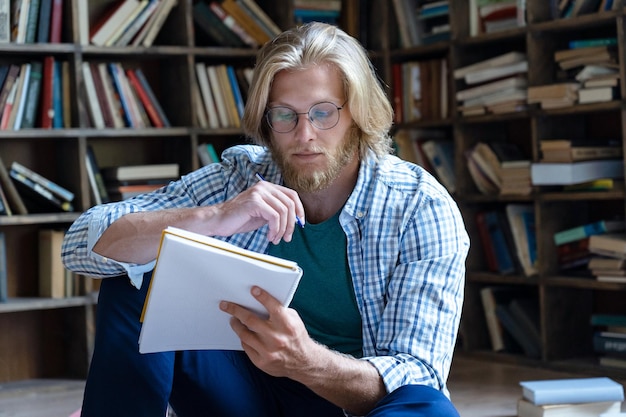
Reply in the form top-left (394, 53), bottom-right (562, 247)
top-left (62, 144), bottom-right (469, 398)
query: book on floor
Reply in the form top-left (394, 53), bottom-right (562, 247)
top-left (519, 377), bottom-right (624, 405)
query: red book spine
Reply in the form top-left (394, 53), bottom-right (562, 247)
top-left (39, 56), bottom-right (55, 129)
top-left (125, 68), bottom-right (163, 128)
top-left (49, 0), bottom-right (63, 43)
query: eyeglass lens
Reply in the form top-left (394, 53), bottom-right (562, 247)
top-left (266, 102), bottom-right (342, 133)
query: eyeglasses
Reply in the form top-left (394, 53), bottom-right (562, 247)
top-left (265, 101), bottom-right (346, 133)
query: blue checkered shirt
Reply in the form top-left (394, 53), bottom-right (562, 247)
top-left (62, 144), bottom-right (469, 398)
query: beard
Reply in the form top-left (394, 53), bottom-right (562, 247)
top-left (269, 127), bottom-right (360, 193)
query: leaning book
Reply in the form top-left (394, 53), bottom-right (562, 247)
top-left (139, 227), bottom-right (303, 353)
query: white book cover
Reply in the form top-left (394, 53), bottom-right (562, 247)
top-left (139, 227), bottom-right (303, 353)
top-left (531, 159), bottom-right (624, 185)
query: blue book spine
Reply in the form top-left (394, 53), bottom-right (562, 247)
top-left (226, 66), bottom-right (244, 120)
top-left (485, 211), bottom-right (516, 275)
top-left (108, 63), bottom-right (133, 127)
top-left (52, 60), bottom-right (63, 128)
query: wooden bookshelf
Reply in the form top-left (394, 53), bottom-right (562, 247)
top-left (385, 0), bottom-right (626, 379)
top-left (2, 0), bottom-right (626, 386)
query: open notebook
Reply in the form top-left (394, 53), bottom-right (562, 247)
top-left (139, 226), bottom-right (303, 353)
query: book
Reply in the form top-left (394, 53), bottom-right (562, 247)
top-left (420, 139), bottom-right (456, 193)
top-left (209, 1), bottom-right (258, 48)
top-left (126, 68), bottom-right (164, 128)
top-left (0, 155), bottom-right (26, 214)
top-left (91, 0), bottom-right (141, 46)
top-left (82, 61), bottom-right (105, 129)
top-left (19, 61), bottom-right (42, 128)
top-left (97, 63), bottom-right (124, 128)
top-left (589, 233), bottom-right (626, 258)
top-left (23, 0), bottom-right (39, 43)
top-left (38, 229), bottom-right (66, 298)
top-left (192, 0), bottom-right (246, 47)
top-left (51, 60), bottom-right (63, 128)
top-left (10, 63), bottom-right (31, 130)
top-left (520, 377), bottom-right (624, 405)
top-left (101, 163), bottom-right (179, 181)
top-left (48, 0), bottom-right (62, 42)
top-left (517, 398), bottom-right (621, 417)
top-left (0, 232), bottom-right (6, 301)
top-left (138, 226), bottom-right (303, 353)
top-left (220, 0), bottom-right (271, 45)
top-left (39, 55), bottom-right (56, 129)
top-left (505, 204), bottom-right (537, 276)
top-left (530, 160), bottom-right (624, 186)
top-left (578, 86), bottom-right (618, 104)
top-left (139, 0), bottom-right (177, 47)
top-left (195, 62), bottom-right (220, 129)
top-left (114, 0), bottom-right (159, 46)
top-left (591, 313), bottom-right (626, 327)
top-left (9, 168), bottom-right (73, 212)
top-left (132, 68), bottom-right (170, 127)
top-left (10, 161), bottom-right (74, 203)
top-left (594, 331), bottom-right (626, 354)
top-left (554, 220), bottom-right (625, 246)
top-left (197, 143), bottom-right (220, 166)
top-left (453, 51), bottom-right (527, 79)
top-left (85, 145), bottom-right (110, 205)
top-left (107, 182), bottom-right (165, 200)
top-left (495, 302), bottom-right (541, 358)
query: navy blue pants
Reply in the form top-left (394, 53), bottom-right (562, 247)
top-left (81, 273), bottom-right (460, 417)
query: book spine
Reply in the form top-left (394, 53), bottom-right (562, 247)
top-left (0, 232), bottom-right (6, 301)
top-left (20, 60), bottom-right (42, 128)
top-left (10, 162), bottom-right (74, 203)
top-left (125, 68), bottom-right (163, 128)
top-left (10, 169), bottom-right (73, 211)
top-left (48, 0), bottom-right (62, 42)
top-left (594, 332), bottom-right (626, 355)
top-left (52, 60), bottom-right (63, 128)
top-left (39, 56), bottom-right (54, 129)
top-left (133, 68), bottom-right (170, 127)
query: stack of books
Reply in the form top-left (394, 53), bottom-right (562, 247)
top-left (294, 0), bottom-right (341, 25)
top-left (454, 51), bottom-right (529, 116)
top-left (102, 163), bottom-right (179, 201)
top-left (527, 82), bottom-right (580, 109)
top-left (588, 232), bottom-right (626, 283)
top-left (416, 1), bottom-right (450, 45)
top-left (468, 0), bottom-right (526, 37)
top-left (465, 141), bottom-right (531, 196)
top-left (553, 219), bottom-right (625, 271)
top-left (540, 139), bottom-right (622, 163)
top-left (517, 377), bottom-right (624, 417)
top-left (591, 313), bottom-right (626, 370)
top-left (554, 37), bottom-right (620, 104)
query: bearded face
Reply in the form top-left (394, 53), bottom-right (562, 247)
top-left (269, 125), bottom-right (360, 193)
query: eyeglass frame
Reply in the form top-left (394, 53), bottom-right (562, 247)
top-left (265, 100), bottom-right (348, 133)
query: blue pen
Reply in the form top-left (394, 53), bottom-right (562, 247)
top-left (255, 172), bottom-right (305, 228)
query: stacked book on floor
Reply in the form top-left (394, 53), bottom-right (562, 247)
top-left (454, 51), bottom-right (528, 116)
top-left (468, 0), bottom-right (526, 37)
top-left (517, 377), bottom-right (624, 417)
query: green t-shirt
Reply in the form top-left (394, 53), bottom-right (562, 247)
top-left (268, 212), bottom-right (363, 357)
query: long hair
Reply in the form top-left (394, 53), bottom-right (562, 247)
top-left (242, 22), bottom-right (394, 159)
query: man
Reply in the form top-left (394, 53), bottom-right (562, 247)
top-left (62, 22), bottom-right (469, 417)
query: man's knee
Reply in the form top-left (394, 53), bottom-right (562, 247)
top-left (368, 384), bottom-right (460, 417)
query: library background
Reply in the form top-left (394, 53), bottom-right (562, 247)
top-left (1, 0), bottom-right (626, 393)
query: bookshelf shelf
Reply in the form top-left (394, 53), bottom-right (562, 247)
top-left (0, 294), bottom-right (97, 313)
top-left (388, 0), bottom-right (626, 379)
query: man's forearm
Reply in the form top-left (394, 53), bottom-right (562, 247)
top-left (294, 343), bottom-right (386, 416)
top-left (93, 207), bottom-right (217, 264)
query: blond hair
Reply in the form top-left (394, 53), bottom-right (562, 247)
top-left (242, 22), bottom-right (394, 159)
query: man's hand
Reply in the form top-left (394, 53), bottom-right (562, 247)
top-left (219, 286), bottom-right (318, 379)
top-left (210, 181), bottom-right (305, 244)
